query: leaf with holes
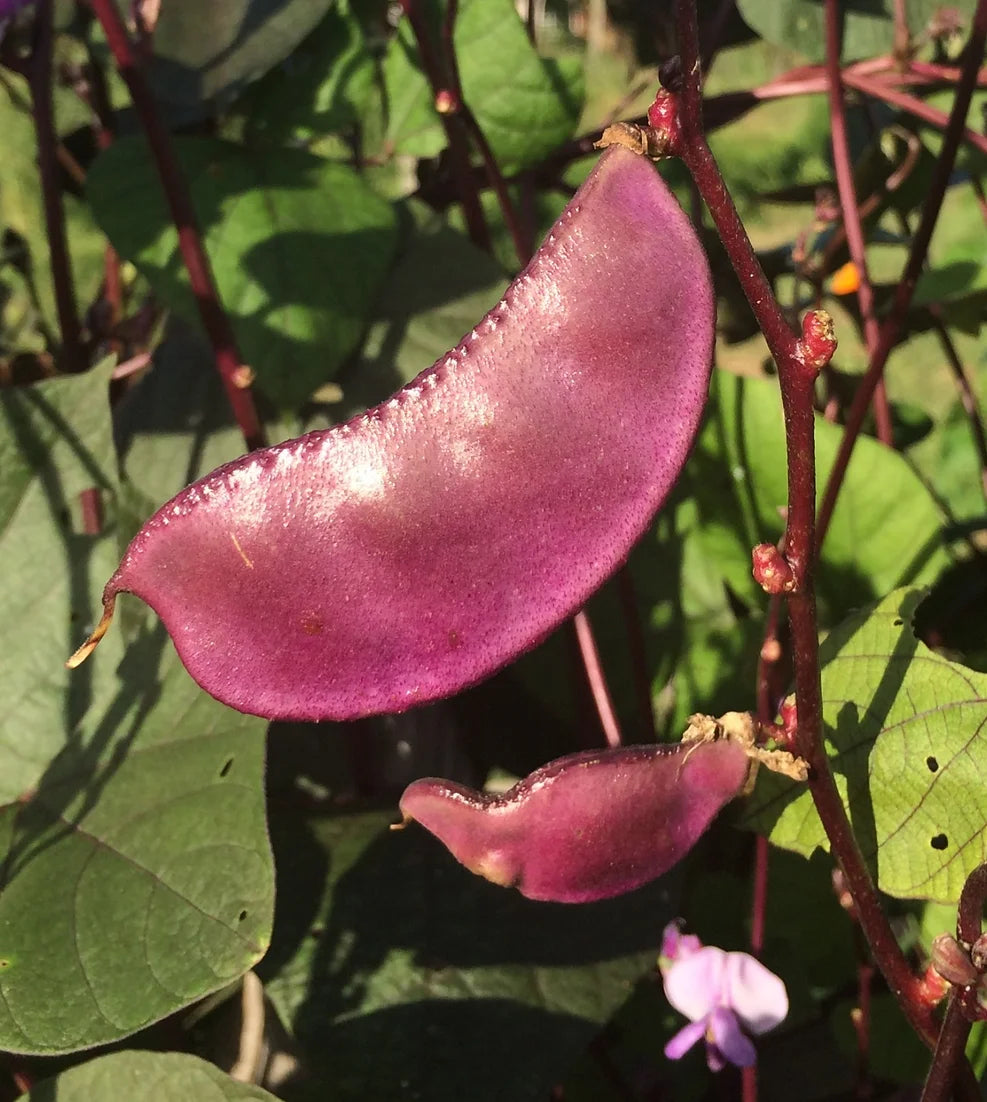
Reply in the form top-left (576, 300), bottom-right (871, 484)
top-left (745, 589), bottom-right (987, 903)
top-left (20, 1049), bottom-right (279, 1100)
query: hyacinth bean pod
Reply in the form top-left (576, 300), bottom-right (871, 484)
top-left (70, 145), bottom-right (715, 721)
top-left (399, 736), bottom-right (751, 903)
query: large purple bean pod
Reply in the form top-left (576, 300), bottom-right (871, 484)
top-left (398, 736), bottom-right (750, 903)
top-left (70, 145), bottom-right (714, 720)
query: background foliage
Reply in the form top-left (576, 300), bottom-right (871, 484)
top-left (0, 0), bottom-right (986, 1098)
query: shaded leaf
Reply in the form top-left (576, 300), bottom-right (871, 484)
top-left (0, 75), bottom-right (105, 339)
top-left (22, 1049), bottom-right (278, 1100)
top-left (0, 368), bottom-right (272, 1053)
top-left (132, 0), bottom-right (335, 108)
top-left (365, 0), bottom-right (583, 177)
top-left (746, 589), bottom-right (987, 902)
top-left (261, 806), bottom-right (679, 1101)
top-left (87, 137), bottom-right (398, 408)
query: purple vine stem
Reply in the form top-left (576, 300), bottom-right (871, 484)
top-left (817, 0), bottom-right (987, 547)
top-left (672, 0), bottom-right (942, 1048)
top-left (29, 0), bottom-right (83, 374)
top-left (87, 0), bottom-right (266, 452)
top-left (922, 864), bottom-right (987, 1101)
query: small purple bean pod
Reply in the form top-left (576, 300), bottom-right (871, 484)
top-left (69, 145), bottom-right (714, 721)
top-left (398, 735), bottom-right (751, 903)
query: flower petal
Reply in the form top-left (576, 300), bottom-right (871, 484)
top-left (663, 946), bottom-right (727, 1021)
top-left (723, 952), bottom-right (789, 1034)
top-left (660, 921), bottom-right (703, 974)
top-left (664, 1018), bottom-right (708, 1061)
top-left (708, 1007), bottom-right (756, 1068)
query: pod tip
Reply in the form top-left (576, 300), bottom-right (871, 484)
top-left (66, 599), bottom-right (116, 669)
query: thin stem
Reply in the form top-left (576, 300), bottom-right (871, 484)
top-left (817, 0), bottom-right (987, 547)
top-left (674, 0), bottom-right (939, 1048)
top-left (573, 610), bottom-right (622, 748)
top-left (844, 70), bottom-right (987, 158)
top-left (824, 0), bottom-right (892, 445)
top-left (400, 0), bottom-right (490, 252)
top-left (437, 0), bottom-right (531, 263)
top-left (29, 0), bottom-right (83, 374)
top-left (921, 993), bottom-right (975, 1102)
top-left (87, 0), bottom-right (266, 452)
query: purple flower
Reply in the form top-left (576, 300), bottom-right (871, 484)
top-left (659, 922), bottom-right (788, 1071)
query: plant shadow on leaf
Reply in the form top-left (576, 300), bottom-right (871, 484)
top-left (87, 138), bottom-right (398, 408)
top-left (139, 0), bottom-right (334, 111)
top-left (260, 804), bottom-right (678, 1101)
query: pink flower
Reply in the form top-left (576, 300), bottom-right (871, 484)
top-left (659, 922), bottom-right (788, 1071)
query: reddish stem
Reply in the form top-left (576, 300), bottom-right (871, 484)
top-left (843, 70), bottom-right (987, 157)
top-left (399, 0), bottom-right (490, 252)
top-left (817, 0), bottom-right (987, 548)
top-left (573, 610), bottom-right (622, 748)
top-left (673, 0), bottom-right (939, 1049)
top-left (823, 0), bottom-right (892, 446)
top-left (29, 0), bottom-right (83, 374)
top-left (87, 0), bottom-right (266, 452)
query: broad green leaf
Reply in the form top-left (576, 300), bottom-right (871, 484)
top-left (746, 589), bottom-right (987, 903)
top-left (114, 320), bottom-right (303, 513)
top-left (22, 1050), bottom-right (278, 1100)
top-left (236, 1), bottom-right (375, 144)
top-left (736, 0), bottom-right (979, 63)
top-left (0, 76), bottom-right (105, 340)
top-left (87, 137), bottom-right (398, 408)
top-left (366, 0), bottom-right (583, 177)
top-left (129, 0), bottom-right (334, 108)
top-left (0, 363), bottom-right (122, 802)
top-left (261, 807), bottom-right (675, 1101)
top-left (712, 372), bottom-right (950, 618)
top-left (0, 367), bottom-right (272, 1053)
top-left (0, 636), bottom-right (272, 1054)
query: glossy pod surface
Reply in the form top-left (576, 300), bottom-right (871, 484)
top-left (76, 145), bottom-right (714, 720)
top-left (399, 737), bottom-right (750, 903)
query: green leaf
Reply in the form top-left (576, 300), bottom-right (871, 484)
top-left (115, 320), bottom-right (302, 512)
top-left (0, 363), bottom-right (122, 802)
top-left (747, 589), bottom-right (987, 903)
top-left (261, 807), bottom-right (674, 1101)
top-left (0, 637), bottom-right (272, 1054)
top-left (736, 0), bottom-right (979, 63)
top-left (22, 1050), bottom-right (279, 1100)
top-left (236, 1), bottom-right (376, 144)
top-left (365, 0), bottom-right (583, 177)
top-left (712, 372), bottom-right (950, 618)
top-left (0, 76), bottom-right (105, 341)
top-left (0, 368), bottom-right (272, 1053)
top-left (131, 0), bottom-right (335, 108)
top-left (87, 137), bottom-right (398, 408)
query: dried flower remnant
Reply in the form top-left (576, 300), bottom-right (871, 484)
top-left (660, 922), bottom-right (789, 1071)
top-left (68, 145), bottom-right (715, 722)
